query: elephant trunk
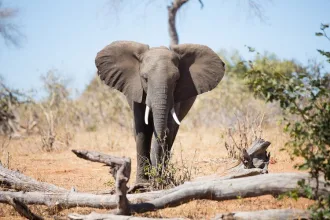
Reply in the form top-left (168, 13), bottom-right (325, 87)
top-left (152, 94), bottom-right (169, 144)
top-left (151, 90), bottom-right (169, 167)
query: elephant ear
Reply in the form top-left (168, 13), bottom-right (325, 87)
top-left (171, 44), bottom-right (225, 102)
top-left (95, 41), bottom-right (149, 103)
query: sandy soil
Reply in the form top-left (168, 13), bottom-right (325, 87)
top-left (0, 125), bottom-right (313, 219)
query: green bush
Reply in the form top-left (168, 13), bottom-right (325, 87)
top-left (245, 23), bottom-right (330, 219)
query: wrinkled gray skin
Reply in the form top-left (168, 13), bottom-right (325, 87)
top-left (95, 41), bottom-right (225, 183)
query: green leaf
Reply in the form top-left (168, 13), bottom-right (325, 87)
top-left (315, 32), bottom-right (324, 36)
top-left (321, 23), bottom-right (329, 30)
top-left (245, 45), bottom-right (255, 52)
top-left (298, 163), bottom-right (309, 170)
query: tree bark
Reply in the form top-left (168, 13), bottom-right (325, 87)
top-left (129, 172), bottom-right (328, 213)
top-left (5, 196), bottom-right (44, 220)
top-left (68, 212), bottom-right (183, 220)
top-left (192, 167), bottom-right (265, 182)
top-left (72, 150), bottom-right (128, 168)
top-left (167, 0), bottom-right (189, 46)
top-left (112, 157), bottom-right (131, 215)
top-left (0, 173), bottom-right (328, 213)
top-left (68, 209), bottom-right (310, 220)
top-left (167, 0), bottom-right (204, 46)
top-left (0, 163), bottom-right (67, 193)
top-left (72, 149), bottom-right (131, 215)
top-left (212, 209), bottom-right (311, 220)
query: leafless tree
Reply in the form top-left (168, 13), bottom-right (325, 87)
top-left (0, 77), bottom-right (30, 137)
top-left (106, 0), bottom-right (269, 46)
top-left (0, 0), bottom-right (23, 47)
top-left (0, 1), bottom-right (25, 136)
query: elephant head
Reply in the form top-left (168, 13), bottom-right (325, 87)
top-left (95, 41), bottom-right (225, 143)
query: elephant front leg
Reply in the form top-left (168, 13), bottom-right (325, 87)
top-left (150, 131), bottom-right (171, 170)
top-left (150, 104), bottom-right (180, 171)
top-left (133, 102), bottom-right (153, 183)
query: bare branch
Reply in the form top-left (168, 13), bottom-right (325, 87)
top-left (68, 212), bottom-right (182, 220)
top-left (212, 209), bottom-right (311, 220)
top-left (198, 0), bottom-right (204, 9)
top-left (247, 0), bottom-right (269, 22)
top-left (167, 0), bottom-right (189, 46)
top-left (5, 196), bottom-right (44, 220)
top-left (0, 0), bottom-right (23, 47)
top-left (0, 173), bottom-right (327, 211)
top-left (72, 150), bottom-right (131, 215)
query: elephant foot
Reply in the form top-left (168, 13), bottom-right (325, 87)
top-left (128, 183), bottom-right (151, 194)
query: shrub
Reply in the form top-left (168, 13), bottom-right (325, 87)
top-left (245, 23), bottom-right (330, 219)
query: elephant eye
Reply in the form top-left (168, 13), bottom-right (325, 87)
top-left (142, 73), bottom-right (147, 79)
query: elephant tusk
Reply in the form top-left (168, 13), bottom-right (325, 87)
top-left (171, 108), bottom-right (181, 125)
top-left (145, 106), bottom-right (150, 125)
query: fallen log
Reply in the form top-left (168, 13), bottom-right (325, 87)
top-left (71, 150), bottom-right (128, 168)
top-left (71, 209), bottom-right (309, 220)
top-left (5, 196), bottom-right (44, 220)
top-left (72, 149), bottom-right (132, 215)
top-left (192, 168), bottom-right (265, 182)
top-left (227, 138), bottom-right (271, 173)
top-left (129, 172), bottom-right (328, 213)
top-left (0, 163), bottom-right (67, 193)
top-left (0, 173), bottom-right (328, 212)
top-left (113, 158), bottom-right (131, 215)
top-left (0, 140), bottom-right (269, 194)
top-left (68, 212), bottom-right (183, 220)
top-left (212, 209), bottom-right (311, 220)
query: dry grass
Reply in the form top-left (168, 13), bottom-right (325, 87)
top-left (0, 122), bottom-right (311, 219)
top-left (0, 72), bottom-right (312, 219)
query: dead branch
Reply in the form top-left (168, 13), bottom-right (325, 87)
top-left (72, 149), bottom-right (128, 168)
top-left (212, 209), bottom-right (310, 220)
top-left (5, 196), bottom-right (44, 220)
top-left (227, 138), bottom-right (270, 173)
top-left (0, 163), bottom-right (67, 193)
top-left (167, 0), bottom-right (189, 46)
top-left (247, 0), bottom-right (268, 22)
top-left (192, 168), bottom-right (265, 182)
top-left (0, 173), bottom-right (328, 212)
top-left (0, 190), bottom-right (118, 209)
top-left (0, 149), bottom-right (326, 218)
top-left (69, 209), bottom-right (310, 220)
top-left (0, 1), bottom-right (23, 47)
top-left (68, 212), bottom-right (183, 220)
top-left (198, 0), bottom-right (204, 9)
top-left (129, 173), bottom-right (329, 213)
top-left (112, 157), bottom-right (131, 215)
top-left (72, 149), bottom-right (131, 215)
top-left (0, 81), bottom-right (34, 137)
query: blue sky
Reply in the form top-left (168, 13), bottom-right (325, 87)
top-left (0, 0), bottom-right (329, 95)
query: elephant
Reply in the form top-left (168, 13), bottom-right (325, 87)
top-left (95, 41), bottom-right (225, 183)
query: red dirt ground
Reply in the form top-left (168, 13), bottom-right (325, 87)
top-left (0, 126), bottom-right (313, 219)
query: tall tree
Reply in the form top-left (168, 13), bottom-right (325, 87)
top-left (107, 0), bottom-right (268, 46)
top-left (0, 0), bottom-right (25, 136)
top-left (0, 0), bottom-right (23, 47)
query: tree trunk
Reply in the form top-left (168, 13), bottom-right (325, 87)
top-left (68, 212), bottom-right (183, 220)
top-left (167, 0), bottom-right (189, 46)
top-left (0, 173), bottom-right (328, 213)
top-left (5, 196), bottom-right (44, 220)
top-left (212, 209), bottom-right (311, 220)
